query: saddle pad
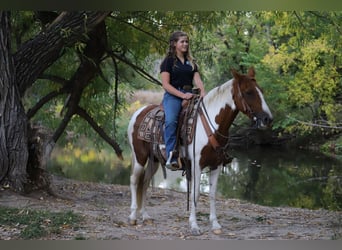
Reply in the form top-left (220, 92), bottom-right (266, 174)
top-left (180, 98), bottom-right (200, 144)
top-left (137, 99), bottom-right (200, 145)
top-left (137, 107), bottom-right (165, 144)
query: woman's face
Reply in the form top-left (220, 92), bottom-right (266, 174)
top-left (174, 35), bottom-right (189, 54)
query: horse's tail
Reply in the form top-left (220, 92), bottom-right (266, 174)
top-left (136, 156), bottom-right (159, 210)
top-left (136, 167), bottom-right (145, 211)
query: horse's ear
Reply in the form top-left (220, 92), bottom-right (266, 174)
top-left (247, 67), bottom-right (255, 78)
top-left (231, 68), bottom-right (240, 79)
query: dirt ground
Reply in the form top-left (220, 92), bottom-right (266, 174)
top-left (0, 174), bottom-right (341, 240)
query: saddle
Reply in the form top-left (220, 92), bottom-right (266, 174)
top-left (137, 96), bottom-right (201, 165)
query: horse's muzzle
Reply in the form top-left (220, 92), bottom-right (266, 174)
top-left (253, 112), bottom-right (273, 129)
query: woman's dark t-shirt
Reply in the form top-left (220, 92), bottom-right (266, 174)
top-left (160, 56), bottom-right (198, 89)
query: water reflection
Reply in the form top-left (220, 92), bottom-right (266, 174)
top-left (153, 146), bottom-right (342, 211)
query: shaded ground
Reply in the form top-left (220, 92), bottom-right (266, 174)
top-left (0, 175), bottom-right (341, 240)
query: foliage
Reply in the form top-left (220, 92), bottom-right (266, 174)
top-left (189, 11), bottom-right (342, 139)
top-left (17, 11), bottom-right (342, 149)
top-left (200, 12), bottom-right (271, 87)
top-left (320, 135), bottom-right (342, 157)
top-left (7, 11), bottom-right (342, 188)
top-left (48, 139), bottom-right (131, 185)
top-left (261, 11), bottom-right (342, 136)
top-left (10, 11), bottom-right (40, 51)
top-left (0, 206), bottom-right (83, 239)
top-left (322, 173), bottom-right (342, 211)
top-left (18, 11), bottom-right (226, 154)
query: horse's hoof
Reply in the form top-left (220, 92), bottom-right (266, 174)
top-left (190, 228), bottom-right (202, 236)
top-left (212, 228), bottom-right (222, 235)
top-left (128, 219), bottom-right (137, 226)
top-left (143, 218), bottom-right (154, 225)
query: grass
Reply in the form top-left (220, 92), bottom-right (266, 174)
top-left (0, 206), bottom-right (83, 239)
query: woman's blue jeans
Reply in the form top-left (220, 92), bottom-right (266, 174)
top-left (162, 90), bottom-right (187, 161)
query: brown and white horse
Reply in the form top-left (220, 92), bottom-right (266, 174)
top-left (127, 67), bottom-right (273, 235)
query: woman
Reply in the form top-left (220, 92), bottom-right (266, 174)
top-left (160, 31), bottom-right (206, 170)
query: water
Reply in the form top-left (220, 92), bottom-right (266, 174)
top-left (152, 146), bottom-right (342, 211)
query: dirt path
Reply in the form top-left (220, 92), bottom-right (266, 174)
top-left (0, 175), bottom-right (341, 240)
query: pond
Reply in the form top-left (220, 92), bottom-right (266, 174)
top-left (152, 146), bottom-right (342, 211)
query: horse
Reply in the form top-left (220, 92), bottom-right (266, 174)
top-left (127, 67), bottom-right (273, 235)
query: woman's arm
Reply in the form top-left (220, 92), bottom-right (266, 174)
top-left (193, 72), bottom-right (206, 97)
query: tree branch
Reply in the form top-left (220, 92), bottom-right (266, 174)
top-left (308, 11), bottom-right (341, 35)
top-left (293, 11), bottom-right (307, 30)
top-left (110, 54), bottom-right (120, 134)
top-left (75, 106), bottom-right (123, 159)
top-left (26, 89), bottom-right (67, 119)
top-left (287, 116), bottom-right (342, 130)
top-left (110, 14), bottom-right (166, 45)
top-left (15, 11), bottom-right (111, 97)
top-left (107, 50), bottom-right (162, 85)
top-left (51, 20), bottom-right (109, 146)
top-left (38, 74), bottom-right (69, 86)
top-left (52, 107), bottom-right (74, 143)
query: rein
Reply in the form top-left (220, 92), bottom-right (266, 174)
top-left (198, 99), bottom-right (229, 152)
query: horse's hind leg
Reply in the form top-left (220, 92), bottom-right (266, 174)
top-left (140, 158), bottom-right (159, 224)
top-left (209, 167), bottom-right (222, 234)
top-left (128, 157), bottom-right (144, 225)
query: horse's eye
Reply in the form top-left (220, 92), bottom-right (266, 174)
top-left (244, 90), bottom-right (254, 97)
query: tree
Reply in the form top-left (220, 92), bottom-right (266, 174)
top-left (1, 11), bottom-right (111, 192)
top-left (0, 12), bottom-right (28, 190)
top-left (1, 11), bottom-right (226, 193)
top-left (4, 10), bottom-right (340, 194)
top-left (261, 11), bottom-right (342, 134)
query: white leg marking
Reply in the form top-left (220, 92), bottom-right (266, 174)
top-left (209, 167), bottom-right (222, 234)
top-left (128, 160), bottom-right (144, 225)
top-left (189, 164), bottom-right (202, 235)
top-left (141, 171), bottom-right (153, 224)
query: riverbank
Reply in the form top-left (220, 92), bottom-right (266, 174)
top-left (0, 175), bottom-right (341, 240)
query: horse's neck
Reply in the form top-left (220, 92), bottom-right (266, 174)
top-left (202, 79), bottom-right (238, 132)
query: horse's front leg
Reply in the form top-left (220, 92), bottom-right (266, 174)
top-left (209, 167), bottom-right (222, 234)
top-left (189, 166), bottom-right (202, 235)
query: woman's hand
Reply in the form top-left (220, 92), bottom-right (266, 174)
top-left (182, 92), bottom-right (194, 100)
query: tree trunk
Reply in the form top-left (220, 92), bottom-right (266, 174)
top-left (0, 11), bottom-right (28, 192)
top-left (0, 11), bottom-right (111, 192)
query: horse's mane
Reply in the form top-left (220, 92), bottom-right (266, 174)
top-left (203, 79), bottom-right (235, 110)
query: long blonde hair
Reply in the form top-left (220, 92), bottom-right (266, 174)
top-left (166, 31), bottom-right (196, 71)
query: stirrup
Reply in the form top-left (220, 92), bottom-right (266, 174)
top-left (165, 161), bottom-right (180, 171)
top-left (165, 151), bottom-right (181, 171)
top-left (165, 150), bottom-right (174, 166)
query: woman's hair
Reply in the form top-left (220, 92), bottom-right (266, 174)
top-left (166, 31), bottom-right (196, 70)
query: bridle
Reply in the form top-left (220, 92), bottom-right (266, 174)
top-left (235, 80), bottom-right (258, 123)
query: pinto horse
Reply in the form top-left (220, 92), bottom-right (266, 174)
top-left (127, 67), bottom-right (273, 235)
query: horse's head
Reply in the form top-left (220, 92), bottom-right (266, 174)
top-left (232, 67), bottom-right (273, 129)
